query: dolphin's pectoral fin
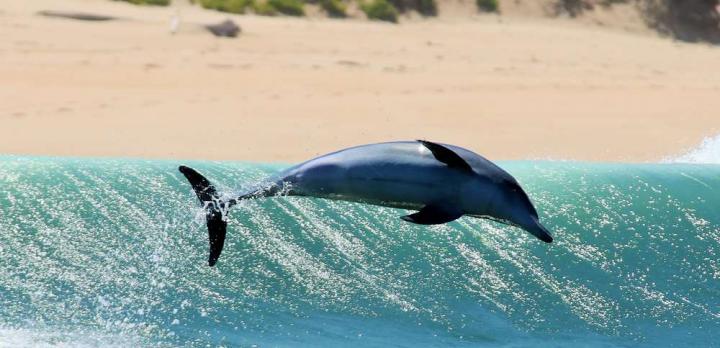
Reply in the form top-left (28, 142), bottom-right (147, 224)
top-left (476, 215), bottom-right (554, 243)
top-left (417, 140), bottom-right (473, 172)
top-left (401, 204), bottom-right (463, 225)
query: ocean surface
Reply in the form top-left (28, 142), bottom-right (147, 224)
top-left (1, 140), bottom-right (719, 347)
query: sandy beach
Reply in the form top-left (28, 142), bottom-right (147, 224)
top-left (2, 0), bottom-right (720, 162)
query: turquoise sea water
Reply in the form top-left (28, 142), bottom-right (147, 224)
top-left (0, 157), bottom-right (719, 347)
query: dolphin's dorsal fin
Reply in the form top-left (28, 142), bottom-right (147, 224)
top-left (401, 203), bottom-right (463, 225)
top-left (418, 140), bottom-right (472, 172)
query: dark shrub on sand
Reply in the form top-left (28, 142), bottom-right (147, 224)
top-left (551, 0), bottom-right (628, 16)
top-left (205, 19), bottom-right (241, 36)
top-left (387, 0), bottom-right (436, 16)
top-left (197, 0), bottom-right (303, 16)
top-left (552, 0), bottom-right (592, 16)
top-left (267, 0), bottom-right (306, 16)
top-left (118, 0), bottom-right (171, 5)
top-left (320, 0), bottom-right (348, 17)
top-left (417, 0), bottom-right (437, 16)
top-left (198, 0), bottom-right (253, 13)
top-left (476, 0), bottom-right (498, 12)
top-left (641, 0), bottom-right (720, 43)
top-left (252, 1), bottom-right (279, 15)
top-left (550, 0), bottom-right (720, 43)
top-left (361, 0), bottom-right (399, 22)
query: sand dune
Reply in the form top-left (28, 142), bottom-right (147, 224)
top-left (1, 0), bottom-right (720, 162)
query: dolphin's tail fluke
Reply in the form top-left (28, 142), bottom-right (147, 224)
top-left (179, 165), bottom-right (227, 267)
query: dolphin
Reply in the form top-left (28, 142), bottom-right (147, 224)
top-left (179, 140), bottom-right (553, 266)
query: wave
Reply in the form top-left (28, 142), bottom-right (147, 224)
top-left (0, 157), bottom-right (719, 347)
top-left (0, 327), bottom-right (150, 348)
top-left (665, 134), bottom-right (720, 164)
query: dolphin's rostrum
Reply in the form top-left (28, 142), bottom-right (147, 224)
top-left (180, 140), bottom-right (553, 266)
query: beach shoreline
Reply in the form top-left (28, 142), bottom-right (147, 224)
top-left (2, 0), bottom-right (720, 162)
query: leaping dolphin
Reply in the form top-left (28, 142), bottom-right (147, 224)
top-left (180, 140), bottom-right (553, 266)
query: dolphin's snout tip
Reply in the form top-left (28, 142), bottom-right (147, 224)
top-left (528, 220), bottom-right (553, 243)
top-left (540, 233), bottom-right (553, 243)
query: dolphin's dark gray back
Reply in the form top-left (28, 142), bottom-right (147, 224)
top-left (273, 141), bottom-right (514, 185)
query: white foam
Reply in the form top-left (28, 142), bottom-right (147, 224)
top-left (664, 134), bottom-right (720, 164)
top-left (0, 327), bottom-right (148, 348)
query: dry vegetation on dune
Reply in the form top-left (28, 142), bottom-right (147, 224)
top-left (554, 0), bottom-right (720, 43)
top-left (117, 0), bottom-right (720, 43)
top-left (122, 0), bottom-right (498, 20)
top-left (642, 0), bottom-right (720, 43)
top-left (116, 0), bottom-right (171, 5)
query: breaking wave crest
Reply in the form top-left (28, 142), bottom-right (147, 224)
top-left (665, 134), bottom-right (720, 164)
